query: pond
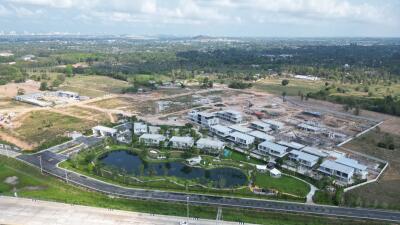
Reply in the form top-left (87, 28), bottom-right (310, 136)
top-left (99, 150), bottom-right (248, 188)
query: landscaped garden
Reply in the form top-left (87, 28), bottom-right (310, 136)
top-left (60, 142), bottom-right (310, 202)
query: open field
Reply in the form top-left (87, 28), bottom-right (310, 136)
top-left (0, 80), bottom-right (40, 98)
top-left (0, 156), bottom-right (377, 225)
top-left (59, 75), bottom-right (130, 98)
top-left (343, 128), bottom-right (400, 210)
top-left (254, 172), bottom-right (310, 198)
top-left (10, 110), bottom-right (99, 149)
top-left (253, 78), bottom-right (325, 96)
top-left (254, 78), bottom-right (400, 98)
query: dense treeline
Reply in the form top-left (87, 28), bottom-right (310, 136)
top-left (0, 65), bottom-right (27, 85)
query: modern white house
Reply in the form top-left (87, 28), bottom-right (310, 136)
top-left (257, 141), bottom-right (288, 158)
top-left (277, 141), bottom-right (305, 150)
top-left (216, 110), bottom-right (243, 123)
top-left (288, 150), bottom-right (320, 168)
top-left (249, 121), bottom-right (272, 132)
top-left (188, 110), bottom-right (219, 128)
top-left (228, 131), bottom-right (255, 148)
top-left (248, 130), bottom-right (275, 142)
top-left (139, 134), bottom-right (166, 146)
top-left (270, 168), bottom-right (282, 178)
top-left (196, 138), bottom-right (225, 153)
top-left (187, 156), bottom-right (202, 166)
top-left (262, 119), bottom-right (285, 130)
top-left (92, 125), bottom-right (118, 137)
top-left (256, 165), bottom-right (268, 172)
top-left (318, 160), bottom-right (355, 183)
top-left (170, 136), bottom-right (194, 149)
top-left (301, 146), bottom-right (329, 158)
top-left (210, 124), bottom-right (233, 138)
top-left (229, 124), bottom-right (253, 134)
top-left (335, 157), bottom-right (368, 179)
top-left (134, 122), bottom-right (148, 135)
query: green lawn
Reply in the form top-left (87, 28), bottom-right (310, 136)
top-left (0, 156), bottom-right (380, 225)
top-left (253, 78), bottom-right (325, 96)
top-left (223, 148), bottom-right (266, 164)
top-left (254, 172), bottom-right (310, 198)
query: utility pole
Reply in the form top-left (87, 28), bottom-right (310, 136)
top-left (216, 207), bottom-right (222, 225)
top-left (186, 196), bottom-right (190, 222)
top-left (39, 155), bottom-right (43, 174)
top-left (65, 170), bottom-right (68, 183)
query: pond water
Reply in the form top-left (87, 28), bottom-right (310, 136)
top-left (99, 150), bottom-right (248, 188)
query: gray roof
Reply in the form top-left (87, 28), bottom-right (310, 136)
top-left (248, 130), bottom-right (275, 141)
top-left (259, 141), bottom-right (287, 153)
top-left (250, 121), bottom-right (271, 129)
top-left (277, 141), bottom-right (305, 150)
top-left (211, 124), bottom-right (232, 134)
top-left (93, 125), bottom-right (117, 133)
top-left (170, 136), bottom-right (194, 143)
top-left (301, 146), bottom-right (329, 158)
top-left (290, 150), bottom-right (319, 163)
top-left (335, 157), bottom-right (367, 171)
top-left (320, 160), bottom-right (354, 175)
top-left (140, 133), bottom-right (165, 140)
top-left (196, 138), bottom-right (225, 147)
top-left (229, 124), bottom-right (253, 133)
top-left (262, 119), bottom-right (284, 127)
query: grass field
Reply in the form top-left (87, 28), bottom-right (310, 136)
top-left (59, 75), bottom-right (130, 97)
top-left (13, 110), bottom-right (98, 149)
top-left (254, 77), bottom-right (400, 98)
top-left (0, 156), bottom-right (381, 225)
top-left (254, 172), bottom-right (311, 198)
top-left (253, 78), bottom-right (325, 96)
top-left (343, 128), bottom-right (400, 210)
top-left (88, 97), bottom-right (135, 109)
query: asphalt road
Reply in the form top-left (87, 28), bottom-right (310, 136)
top-left (17, 151), bottom-right (400, 223)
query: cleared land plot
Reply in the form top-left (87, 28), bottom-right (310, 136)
top-left (59, 75), bottom-right (130, 98)
top-left (0, 80), bottom-right (40, 98)
top-left (0, 97), bottom-right (33, 110)
top-left (11, 110), bottom-right (98, 147)
top-left (254, 172), bottom-right (310, 198)
top-left (62, 106), bottom-right (110, 122)
top-left (343, 128), bottom-right (400, 210)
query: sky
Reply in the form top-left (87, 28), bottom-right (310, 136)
top-left (0, 0), bottom-right (399, 37)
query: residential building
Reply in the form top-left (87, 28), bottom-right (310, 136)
top-left (116, 130), bottom-right (132, 144)
top-left (133, 122), bottom-right (148, 135)
top-left (288, 150), bottom-right (319, 168)
top-left (139, 134), bottom-right (166, 146)
top-left (249, 121), bottom-right (272, 132)
top-left (262, 119), bottom-right (285, 130)
top-left (248, 130), bottom-right (275, 142)
top-left (92, 125), bottom-right (117, 137)
top-left (229, 124), bottom-right (253, 133)
top-left (257, 141), bottom-right (288, 158)
top-left (56, 91), bottom-right (80, 99)
top-left (148, 126), bottom-right (161, 134)
top-left (187, 156), bottom-right (202, 166)
top-left (188, 110), bottom-right (219, 128)
top-left (228, 131), bottom-right (255, 148)
top-left (216, 110), bottom-right (243, 123)
top-left (319, 160), bottom-right (354, 183)
top-left (335, 157), bottom-right (368, 179)
top-left (170, 136), bottom-right (194, 149)
top-left (196, 138), bottom-right (225, 153)
top-left (210, 124), bottom-right (232, 138)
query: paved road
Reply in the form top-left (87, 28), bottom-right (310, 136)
top-left (0, 196), bottom-right (244, 225)
top-left (16, 151), bottom-right (400, 223)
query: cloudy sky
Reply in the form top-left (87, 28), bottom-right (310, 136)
top-left (0, 0), bottom-right (399, 37)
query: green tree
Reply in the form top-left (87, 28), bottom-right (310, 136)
top-left (65, 65), bottom-right (73, 77)
top-left (281, 79), bottom-right (289, 86)
top-left (39, 81), bottom-right (48, 91)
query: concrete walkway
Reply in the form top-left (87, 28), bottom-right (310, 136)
top-left (0, 196), bottom-right (252, 225)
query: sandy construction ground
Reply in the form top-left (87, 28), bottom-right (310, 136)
top-left (0, 80), bottom-right (40, 98)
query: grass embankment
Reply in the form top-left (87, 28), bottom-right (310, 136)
top-left (0, 156), bottom-right (381, 225)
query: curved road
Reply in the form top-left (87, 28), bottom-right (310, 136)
top-left (17, 151), bottom-right (400, 223)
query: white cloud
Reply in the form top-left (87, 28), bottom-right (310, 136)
top-left (0, 4), bottom-right (11, 16)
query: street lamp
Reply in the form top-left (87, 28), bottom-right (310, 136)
top-left (38, 155), bottom-right (43, 174)
top-left (186, 196), bottom-right (190, 222)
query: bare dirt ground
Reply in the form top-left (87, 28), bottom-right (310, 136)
top-left (0, 80), bottom-right (40, 98)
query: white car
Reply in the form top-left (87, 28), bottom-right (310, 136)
top-left (179, 221), bottom-right (188, 225)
